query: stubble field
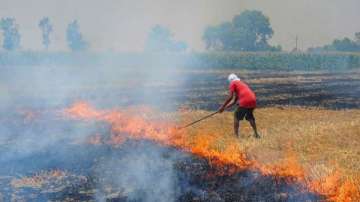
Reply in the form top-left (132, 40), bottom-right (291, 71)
top-left (0, 67), bottom-right (359, 201)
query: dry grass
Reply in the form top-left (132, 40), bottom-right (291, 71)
top-left (179, 107), bottom-right (360, 182)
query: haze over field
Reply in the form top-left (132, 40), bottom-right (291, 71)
top-left (1, 1), bottom-right (360, 201)
top-left (1, 0), bottom-right (360, 51)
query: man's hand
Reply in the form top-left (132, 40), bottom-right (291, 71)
top-left (218, 106), bottom-right (225, 113)
top-left (219, 91), bottom-right (234, 114)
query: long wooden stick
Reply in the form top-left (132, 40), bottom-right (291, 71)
top-left (180, 111), bottom-right (219, 129)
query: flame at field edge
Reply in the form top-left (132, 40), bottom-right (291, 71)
top-left (63, 101), bottom-right (360, 202)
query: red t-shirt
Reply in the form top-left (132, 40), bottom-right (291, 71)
top-left (229, 80), bottom-right (256, 108)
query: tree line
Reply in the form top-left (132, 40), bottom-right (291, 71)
top-left (308, 32), bottom-right (360, 52)
top-left (0, 17), bottom-right (88, 51)
top-left (0, 10), bottom-right (359, 53)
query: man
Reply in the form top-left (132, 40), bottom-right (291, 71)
top-left (218, 73), bottom-right (260, 138)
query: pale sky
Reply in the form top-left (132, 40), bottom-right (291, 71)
top-left (0, 0), bottom-right (359, 52)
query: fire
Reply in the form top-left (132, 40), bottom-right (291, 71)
top-left (11, 170), bottom-right (67, 188)
top-left (64, 101), bottom-right (102, 119)
top-left (310, 171), bottom-right (360, 202)
top-left (64, 101), bottom-right (253, 170)
top-left (63, 101), bottom-right (360, 201)
top-left (259, 152), bottom-right (306, 183)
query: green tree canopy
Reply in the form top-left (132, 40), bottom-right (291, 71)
top-left (38, 17), bottom-right (53, 50)
top-left (308, 32), bottom-right (360, 52)
top-left (0, 18), bottom-right (21, 51)
top-left (145, 25), bottom-right (187, 52)
top-left (203, 10), bottom-right (280, 51)
top-left (332, 38), bottom-right (359, 52)
top-left (66, 20), bottom-right (88, 51)
top-left (355, 32), bottom-right (360, 44)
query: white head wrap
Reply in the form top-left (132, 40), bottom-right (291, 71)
top-left (228, 73), bottom-right (240, 82)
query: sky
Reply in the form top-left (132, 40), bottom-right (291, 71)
top-left (0, 0), bottom-right (359, 52)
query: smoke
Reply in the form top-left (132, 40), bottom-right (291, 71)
top-left (0, 46), bottom-right (190, 202)
top-left (2, 1), bottom-right (359, 201)
top-left (93, 141), bottom-right (186, 202)
top-left (0, 63), bottom-right (98, 165)
top-left (1, 0), bottom-right (360, 51)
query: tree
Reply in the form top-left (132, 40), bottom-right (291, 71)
top-left (145, 25), bottom-right (187, 52)
top-left (233, 10), bottom-right (274, 51)
top-left (203, 25), bottom-right (223, 50)
top-left (38, 17), bottom-right (53, 50)
top-left (0, 18), bottom-right (21, 51)
top-left (202, 10), bottom-right (279, 51)
top-left (308, 32), bottom-right (360, 52)
top-left (355, 32), bottom-right (360, 45)
top-left (66, 20), bottom-right (88, 51)
top-left (203, 23), bottom-right (234, 51)
top-left (332, 38), bottom-right (359, 52)
top-left (145, 25), bottom-right (172, 52)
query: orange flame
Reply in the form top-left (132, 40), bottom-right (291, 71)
top-left (259, 152), bottom-right (306, 183)
top-left (309, 171), bottom-right (360, 202)
top-left (63, 101), bottom-right (360, 201)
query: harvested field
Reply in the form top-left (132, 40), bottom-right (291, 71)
top-left (176, 70), bottom-right (360, 110)
top-left (182, 107), bottom-right (360, 181)
top-left (0, 68), bottom-right (359, 201)
top-left (0, 101), bottom-right (359, 201)
top-left (2, 67), bottom-right (360, 110)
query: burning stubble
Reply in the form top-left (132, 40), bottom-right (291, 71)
top-left (63, 101), bottom-right (360, 201)
top-left (1, 65), bottom-right (359, 201)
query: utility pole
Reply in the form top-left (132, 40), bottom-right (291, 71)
top-left (292, 35), bottom-right (299, 52)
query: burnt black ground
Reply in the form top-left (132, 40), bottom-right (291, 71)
top-left (0, 109), bottom-right (325, 201)
top-left (62, 70), bottom-right (360, 110)
top-left (0, 68), bottom-right (358, 201)
top-left (0, 139), bottom-right (325, 202)
top-left (0, 106), bottom-right (325, 202)
top-left (1, 67), bottom-right (359, 111)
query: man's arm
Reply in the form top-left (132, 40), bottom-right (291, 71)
top-left (218, 91), bottom-right (234, 113)
top-left (226, 95), bottom-right (238, 109)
